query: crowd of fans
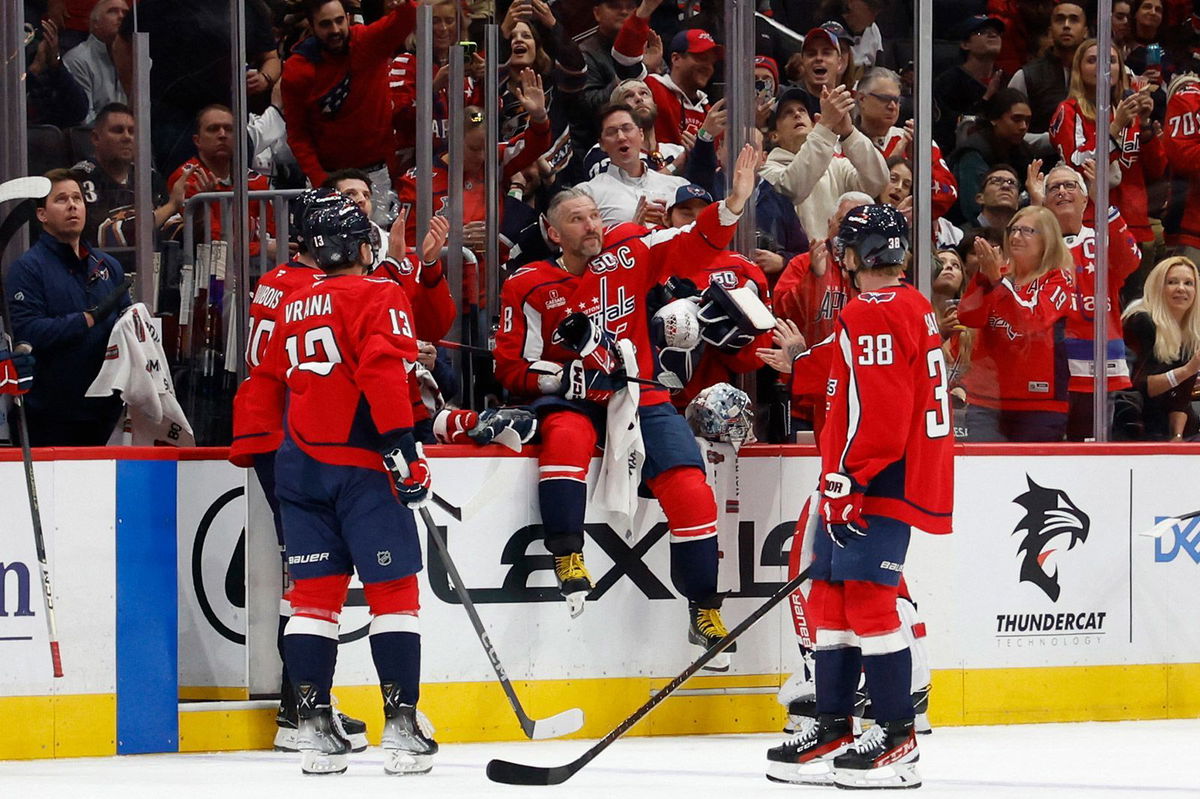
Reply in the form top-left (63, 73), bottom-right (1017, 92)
top-left (14, 0), bottom-right (1200, 444)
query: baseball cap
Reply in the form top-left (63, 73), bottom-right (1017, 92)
top-left (769, 86), bottom-right (819, 127)
top-left (669, 183), bottom-right (714, 209)
top-left (959, 15), bottom-right (1005, 39)
top-left (669, 28), bottom-right (724, 59)
top-left (803, 20), bottom-right (851, 52)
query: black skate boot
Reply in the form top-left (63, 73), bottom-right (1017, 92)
top-left (688, 602), bottom-right (737, 671)
top-left (765, 713), bottom-right (855, 785)
top-left (785, 697), bottom-right (818, 735)
top-left (832, 718), bottom-right (921, 789)
top-left (553, 552), bottom-right (593, 618)
top-left (295, 683), bottom-right (351, 775)
top-left (380, 682), bottom-right (438, 775)
top-left (275, 681), bottom-right (368, 753)
top-left (912, 684), bottom-right (932, 734)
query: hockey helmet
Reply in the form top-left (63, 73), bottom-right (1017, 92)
top-left (302, 196), bottom-right (379, 270)
top-left (288, 188), bottom-right (341, 250)
top-left (834, 204), bottom-right (910, 270)
top-left (686, 382), bottom-right (754, 447)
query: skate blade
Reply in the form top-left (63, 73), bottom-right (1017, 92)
top-left (300, 751), bottom-right (348, 775)
top-left (700, 649), bottom-right (731, 672)
top-left (384, 750), bottom-right (433, 775)
top-left (564, 592), bottom-right (587, 619)
top-left (765, 759), bottom-right (835, 786)
top-left (277, 728), bottom-right (368, 753)
top-left (833, 762), bottom-right (921, 790)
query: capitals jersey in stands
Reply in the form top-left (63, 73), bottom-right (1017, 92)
top-left (1064, 208), bottom-right (1140, 393)
top-left (245, 274), bottom-right (419, 472)
top-left (957, 267), bottom-right (1072, 413)
top-left (875, 127), bottom-right (958, 219)
top-left (667, 249), bottom-right (773, 408)
top-left (821, 283), bottom-right (953, 533)
top-left (1166, 80), bottom-right (1200, 249)
top-left (495, 202), bottom-right (738, 404)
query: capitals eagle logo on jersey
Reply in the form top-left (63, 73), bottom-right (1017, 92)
top-left (1011, 476), bottom-right (1091, 602)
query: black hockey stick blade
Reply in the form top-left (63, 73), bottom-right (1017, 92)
top-left (0, 199), bottom-right (36, 255)
top-left (486, 566), bottom-right (812, 785)
top-left (418, 507), bottom-right (585, 740)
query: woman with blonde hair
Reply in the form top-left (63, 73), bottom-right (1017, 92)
top-left (1121, 256), bottom-right (1200, 440)
top-left (957, 205), bottom-right (1075, 441)
top-left (1050, 38), bottom-right (1165, 245)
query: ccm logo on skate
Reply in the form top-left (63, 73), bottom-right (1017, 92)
top-left (875, 734), bottom-right (916, 766)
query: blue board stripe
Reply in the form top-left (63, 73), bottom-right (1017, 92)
top-left (116, 459), bottom-right (178, 754)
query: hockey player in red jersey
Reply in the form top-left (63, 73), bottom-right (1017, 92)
top-left (493, 144), bottom-right (760, 667)
top-left (239, 198), bottom-right (438, 776)
top-left (765, 205), bottom-right (953, 790)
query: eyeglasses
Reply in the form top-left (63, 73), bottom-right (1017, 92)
top-left (1046, 180), bottom-right (1080, 194)
top-left (985, 175), bottom-right (1018, 188)
top-left (866, 92), bottom-right (901, 106)
top-left (602, 123), bottom-right (639, 138)
top-left (1007, 224), bottom-right (1041, 237)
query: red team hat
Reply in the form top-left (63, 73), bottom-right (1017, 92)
top-left (669, 29), bottom-right (725, 59)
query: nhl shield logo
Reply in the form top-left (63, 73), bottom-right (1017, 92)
top-left (377, 550), bottom-right (392, 567)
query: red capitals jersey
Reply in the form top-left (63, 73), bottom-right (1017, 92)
top-left (371, 255), bottom-right (456, 343)
top-left (957, 268), bottom-right (1073, 412)
top-left (821, 283), bottom-right (954, 534)
top-left (1165, 82), bottom-right (1200, 249)
top-left (877, 128), bottom-right (958, 220)
top-left (389, 52), bottom-right (483, 156)
top-left (246, 275), bottom-right (420, 472)
top-left (495, 202), bottom-right (737, 403)
top-left (1064, 208), bottom-right (1140, 392)
top-left (612, 14), bottom-right (709, 145)
top-left (666, 250), bottom-right (773, 408)
top-left (280, 6), bottom-right (416, 186)
top-left (1048, 98), bottom-right (1147, 233)
top-left (166, 160), bottom-right (274, 255)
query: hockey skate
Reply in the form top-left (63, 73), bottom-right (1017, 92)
top-left (765, 713), bottom-right (855, 785)
top-left (832, 719), bottom-right (921, 790)
top-left (275, 682), bottom-right (368, 753)
top-left (688, 604), bottom-right (737, 671)
top-left (553, 552), bottom-right (593, 618)
top-left (295, 684), bottom-right (352, 775)
top-left (855, 684), bottom-right (932, 735)
top-left (380, 683), bottom-right (438, 775)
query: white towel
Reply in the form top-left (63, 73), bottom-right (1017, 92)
top-left (593, 339), bottom-right (645, 533)
top-left (86, 303), bottom-right (196, 446)
top-left (696, 437), bottom-right (740, 593)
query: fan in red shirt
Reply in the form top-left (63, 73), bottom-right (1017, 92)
top-left (280, 0), bottom-right (418, 213)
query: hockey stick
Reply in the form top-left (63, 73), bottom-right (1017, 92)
top-left (435, 340), bottom-right (684, 390)
top-left (1138, 509), bottom-right (1200, 539)
top-left (417, 506), bottom-right (584, 739)
top-left (0, 176), bottom-right (51, 206)
top-left (486, 565), bottom-right (812, 785)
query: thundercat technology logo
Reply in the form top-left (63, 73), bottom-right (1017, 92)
top-left (1011, 476), bottom-right (1091, 601)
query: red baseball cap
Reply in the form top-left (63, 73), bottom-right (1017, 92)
top-left (803, 21), bottom-right (850, 52)
top-left (669, 29), bottom-right (724, 59)
top-left (754, 55), bottom-right (780, 83)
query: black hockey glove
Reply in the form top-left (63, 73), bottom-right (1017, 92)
top-left (88, 275), bottom-right (133, 323)
top-left (467, 407), bottom-right (538, 446)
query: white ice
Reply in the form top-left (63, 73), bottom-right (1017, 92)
top-left (1, 720), bottom-right (1196, 798)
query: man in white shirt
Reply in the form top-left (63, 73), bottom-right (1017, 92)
top-left (580, 103), bottom-right (689, 226)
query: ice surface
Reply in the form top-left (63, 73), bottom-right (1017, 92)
top-left (1, 720), bottom-right (1196, 798)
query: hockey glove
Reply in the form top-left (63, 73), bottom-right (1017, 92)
top-left (5, 347), bottom-right (34, 394)
top-left (560, 359), bottom-right (625, 403)
top-left (468, 407), bottom-right (537, 446)
top-left (88, 275), bottom-right (133, 323)
top-left (552, 311), bottom-right (620, 373)
top-left (382, 431), bottom-right (432, 509)
top-left (820, 472), bottom-right (869, 547)
top-left (432, 408), bottom-right (479, 444)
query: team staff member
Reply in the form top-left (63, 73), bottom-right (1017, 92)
top-left (6, 169), bottom-right (130, 445)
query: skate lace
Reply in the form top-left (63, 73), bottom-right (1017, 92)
top-left (851, 723), bottom-right (886, 754)
top-left (695, 608), bottom-right (729, 638)
top-left (554, 553), bottom-right (590, 582)
top-left (782, 718), bottom-right (822, 748)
